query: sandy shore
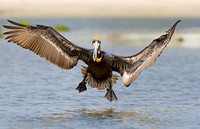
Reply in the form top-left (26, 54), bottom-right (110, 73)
top-left (0, 0), bottom-right (200, 18)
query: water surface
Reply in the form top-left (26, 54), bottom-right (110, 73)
top-left (0, 18), bottom-right (200, 129)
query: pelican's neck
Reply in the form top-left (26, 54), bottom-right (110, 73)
top-left (94, 50), bottom-right (102, 63)
top-left (97, 47), bottom-right (101, 58)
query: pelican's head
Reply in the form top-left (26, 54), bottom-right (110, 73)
top-left (92, 37), bottom-right (101, 62)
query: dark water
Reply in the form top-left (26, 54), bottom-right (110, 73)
top-left (0, 18), bottom-right (200, 129)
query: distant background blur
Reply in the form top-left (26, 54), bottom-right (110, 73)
top-left (0, 0), bottom-right (200, 18)
top-left (1, 0), bottom-right (200, 48)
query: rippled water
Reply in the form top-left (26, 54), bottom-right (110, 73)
top-left (0, 18), bottom-right (200, 129)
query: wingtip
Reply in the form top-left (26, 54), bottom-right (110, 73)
top-left (166, 20), bottom-right (181, 37)
top-left (6, 19), bottom-right (26, 27)
top-left (7, 19), bottom-right (15, 24)
top-left (2, 25), bottom-right (6, 28)
top-left (176, 20), bottom-right (181, 23)
top-left (7, 19), bottom-right (12, 22)
top-left (2, 25), bottom-right (10, 29)
top-left (2, 20), bottom-right (10, 28)
top-left (175, 20), bottom-right (181, 26)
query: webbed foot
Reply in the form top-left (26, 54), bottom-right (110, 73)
top-left (104, 89), bottom-right (118, 102)
top-left (76, 81), bottom-right (87, 92)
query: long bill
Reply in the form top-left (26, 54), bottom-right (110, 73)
top-left (93, 41), bottom-right (100, 61)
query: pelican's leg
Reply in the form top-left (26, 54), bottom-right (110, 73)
top-left (104, 80), bottom-right (118, 102)
top-left (76, 73), bottom-right (87, 93)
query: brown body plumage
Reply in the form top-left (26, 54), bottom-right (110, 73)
top-left (3, 20), bottom-right (180, 102)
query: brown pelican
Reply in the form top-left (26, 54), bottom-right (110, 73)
top-left (3, 20), bottom-right (180, 102)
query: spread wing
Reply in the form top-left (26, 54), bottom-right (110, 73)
top-left (111, 20), bottom-right (180, 86)
top-left (3, 20), bottom-right (92, 69)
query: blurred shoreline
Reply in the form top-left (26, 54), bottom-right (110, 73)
top-left (1, 0), bottom-right (200, 18)
top-left (1, 18), bottom-right (200, 49)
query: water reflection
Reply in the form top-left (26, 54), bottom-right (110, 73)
top-left (81, 108), bottom-right (143, 122)
top-left (28, 108), bottom-right (170, 128)
top-left (80, 108), bottom-right (169, 124)
top-left (35, 112), bottom-right (72, 125)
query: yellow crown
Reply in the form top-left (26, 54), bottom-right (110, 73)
top-left (94, 36), bottom-right (100, 40)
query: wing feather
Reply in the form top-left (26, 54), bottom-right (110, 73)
top-left (3, 20), bottom-right (92, 69)
top-left (111, 20), bottom-right (180, 86)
